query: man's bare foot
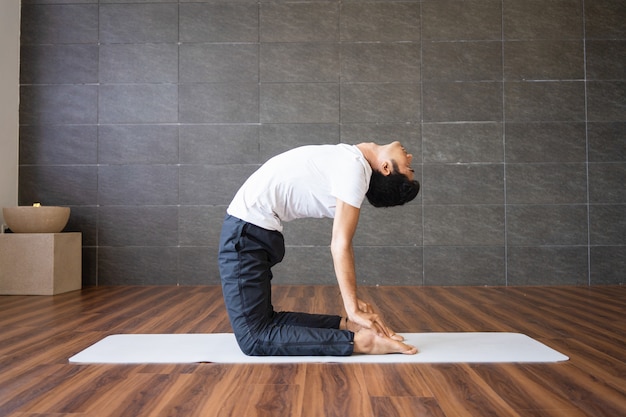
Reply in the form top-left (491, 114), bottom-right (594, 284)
top-left (353, 328), bottom-right (418, 355)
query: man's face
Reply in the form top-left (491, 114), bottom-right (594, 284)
top-left (384, 141), bottom-right (415, 181)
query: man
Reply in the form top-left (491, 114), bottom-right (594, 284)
top-left (218, 141), bottom-right (420, 356)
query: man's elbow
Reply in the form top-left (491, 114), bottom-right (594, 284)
top-left (330, 237), bottom-right (352, 257)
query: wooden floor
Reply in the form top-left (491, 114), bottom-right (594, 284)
top-left (0, 285), bottom-right (624, 417)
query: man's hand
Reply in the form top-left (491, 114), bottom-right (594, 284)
top-left (347, 299), bottom-right (404, 341)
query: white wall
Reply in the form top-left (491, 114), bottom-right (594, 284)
top-left (0, 0), bottom-right (20, 226)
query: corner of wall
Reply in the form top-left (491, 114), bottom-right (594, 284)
top-left (0, 0), bottom-right (20, 226)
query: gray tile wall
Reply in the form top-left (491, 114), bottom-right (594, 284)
top-left (18, 0), bottom-right (625, 286)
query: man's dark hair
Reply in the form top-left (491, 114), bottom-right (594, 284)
top-left (366, 161), bottom-right (420, 207)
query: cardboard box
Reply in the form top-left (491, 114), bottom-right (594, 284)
top-left (0, 232), bottom-right (81, 295)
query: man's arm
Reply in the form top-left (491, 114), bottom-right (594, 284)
top-left (331, 199), bottom-right (396, 337)
top-left (331, 199), bottom-right (360, 317)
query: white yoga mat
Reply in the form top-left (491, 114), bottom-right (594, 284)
top-left (69, 333), bottom-right (568, 364)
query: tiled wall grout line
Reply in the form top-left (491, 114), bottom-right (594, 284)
top-left (419, 1), bottom-right (426, 286)
top-left (500, 0), bottom-right (509, 286)
top-left (581, 0), bottom-right (592, 286)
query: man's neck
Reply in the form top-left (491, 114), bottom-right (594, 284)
top-left (356, 142), bottom-right (379, 169)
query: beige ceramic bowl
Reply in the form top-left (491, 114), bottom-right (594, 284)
top-left (3, 206), bottom-right (70, 233)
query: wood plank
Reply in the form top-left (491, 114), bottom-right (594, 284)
top-left (370, 396), bottom-right (447, 417)
top-left (361, 364), bottom-right (433, 397)
top-left (547, 336), bottom-right (626, 383)
top-left (418, 364), bottom-right (523, 417)
top-left (19, 365), bottom-right (135, 414)
top-left (221, 384), bottom-right (301, 417)
top-left (362, 286), bottom-right (440, 332)
top-left (0, 285), bottom-right (624, 417)
top-left (84, 373), bottom-right (175, 416)
top-left (0, 365), bottom-right (76, 416)
top-left (470, 364), bottom-right (590, 417)
top-left (521, 362), bottom-right (626, 417)
top-left (196, 365), bottom-right (259, 416)
top-left (301, 364), bottom-right (374, 417)
top-left (149, 367), bottom-right (231, 417)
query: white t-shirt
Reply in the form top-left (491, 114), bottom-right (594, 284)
top-left (227, 144), bottom-right (372, 232)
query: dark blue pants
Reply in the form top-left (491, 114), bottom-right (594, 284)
top-left (218, 215), bottom-right (354, 356)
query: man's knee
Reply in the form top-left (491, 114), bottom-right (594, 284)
top-left (234, 332), bottom-right (263, 356)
